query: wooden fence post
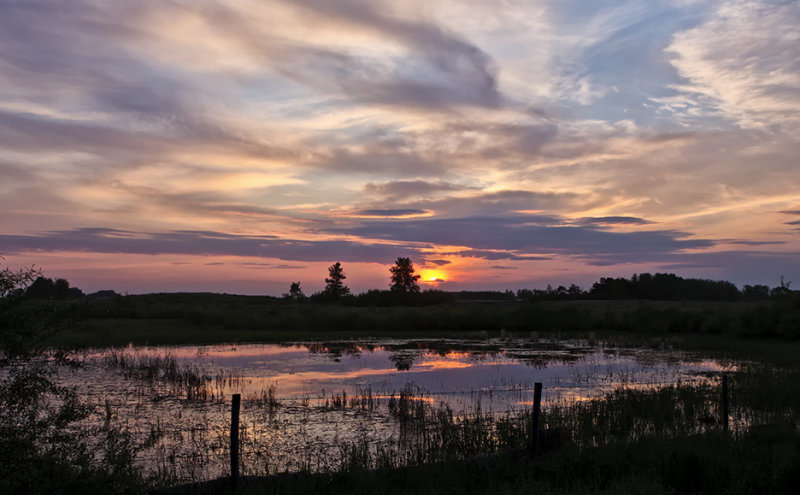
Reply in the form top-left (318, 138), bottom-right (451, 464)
top-left (721, 375), bottom-right (729, 433)
top-left (230, 393), bottom-right (241, 483)
top-left (530, 382), bottom-right (543, 456)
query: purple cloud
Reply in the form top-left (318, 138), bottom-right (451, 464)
top-left (0, 228), bottom-right (426, 264)
top-left (354, 209), bottom-right (428, 217)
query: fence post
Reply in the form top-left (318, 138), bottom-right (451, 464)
top-left (530, 382), bottom-right (543, 456)
top-left (230, 393), bottom-right (241, 483)
top-left (721, 375), bottom-right (729, 433)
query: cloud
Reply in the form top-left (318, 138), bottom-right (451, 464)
top-left (325, 214), bottom-right (714, 265)
top-left (166, 0), bottom-right (503, 111)
top-left (353, 209), bottom-right (429, 217)
top-left (0, 219), bottom-right (717, 269)
top-left (723, 240), bottom-right (786, 246)
top-left (490, 265), bottom-right (518, 270)
top-left (285, 0), bottom-right (502, 109)
top-left (394, 190), bottom-right (582, 218)
top-left (364, 180), bottom-right (476, 200)
top-left (235, 262), bottom-right (306, 270)
top-left (0, 160), bottom-right (37, 183)
top-left (450, 249), bottom-right (551, 262)
top-left (0, 107), bottom-right (289, 167)
top-left (0, 228), bottom-right (427, 264)
top-left (436, 121), bottom-right (559, 161)
top-left (576, 216), bottom-right (653, 226)
top-left (0, 110), bottom-right (166, 155)
top-left (424, 259), bottom-right (452, 266)
top-left (312, 147), bottom-right (445, 175)
top-left (667, 0), bottom-right (800, 131)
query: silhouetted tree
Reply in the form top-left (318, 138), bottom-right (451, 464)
top-left (284, 281), bottom-right (305, 300)
top-left (324, 262), bottom-right (350, 299)
top-left (23, 276), bottom-right (83, 300)
top-left (516, 289), bottom-right (534, 300)
top-left (53, 278), bottom-right (70, 299)
top-left (742, 284), bottom-right (770, 300)
top-left (389, 257), bottom-right (421, 293)
top-left (568, 284), bottom-right (584, 297)
top-left (770, 276), bottom-right (792, 298)
top-left (589, 273), bottom-right (739, 301)
top-left (26, 277), bottom-right (55, 299)
top-left (1, 264), bottom-right (38, 299)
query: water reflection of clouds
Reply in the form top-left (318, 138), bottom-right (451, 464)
top-left (73, 338), bottom-right (742, 477)
top-left (88, 339), bottom-right (732, 404)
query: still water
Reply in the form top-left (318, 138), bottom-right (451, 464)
top-left (67, 338), bottom-right (733, 481)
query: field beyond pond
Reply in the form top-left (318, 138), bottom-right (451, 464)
top-left (51, 292), bottom-right (800, 353)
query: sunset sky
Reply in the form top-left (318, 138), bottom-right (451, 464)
top-left (1, 0), bottom-right (799, 295)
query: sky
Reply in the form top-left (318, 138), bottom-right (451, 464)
top-left (1, 0), bottom-right (799, 295)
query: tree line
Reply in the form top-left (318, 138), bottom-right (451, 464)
top-left (283, 257), bottom-right (444, 305)
top-left (283, 259), bottom-right (794, 305)
top-left (16, 276), bottom-right (85, 300)
top-left (9, 259), bottom-right (795, 305)
top-left (515, 274), bottom-right (791, 302)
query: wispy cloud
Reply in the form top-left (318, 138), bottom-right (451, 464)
top-left (0, 229), bottom-right (426, 264)
top-left (352, 209), bottom-right (430, 218)
top-left (364, 180), bottom-right (477, 201)
top-left (667, 0), bottom-right (800, 132)
top-left (324, 214), bottom-right (713, 265)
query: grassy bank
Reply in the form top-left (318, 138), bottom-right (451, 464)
top-left (164, 430), bottom-right (800, 494)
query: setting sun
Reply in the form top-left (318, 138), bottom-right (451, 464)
top-left (420, 269), bottom-right (447, 284)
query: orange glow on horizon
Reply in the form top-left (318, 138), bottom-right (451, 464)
top-left (419, 269), bottom-right (448, 284)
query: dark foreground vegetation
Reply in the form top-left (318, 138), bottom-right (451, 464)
top-left (165, 431), bottom-right (800, 495)
top-left (159, 367), bottom-right (800, 495)
top-left (1, 265), bottom-right (144, 495)
top-left (3, 264), bottom-right (800, 494)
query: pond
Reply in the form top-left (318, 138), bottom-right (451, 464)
top-left (65, 338), bottom-right (735, 482)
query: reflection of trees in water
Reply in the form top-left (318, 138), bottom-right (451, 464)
top-left (605, 346), bottom-right (697, 368)
top-left (304, 342), bottom-right (372, 361)
top-left (389, 352), bottom-right (415, 371)
top-left (303, 339), bottom-right (601, 368)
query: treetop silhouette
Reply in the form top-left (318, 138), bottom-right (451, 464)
top-left (389, 257), bottom-right (420, 293)
top-left (324, 262), bottom-right (350, 299)
top-left (284, 281), bottom-right (305, 300)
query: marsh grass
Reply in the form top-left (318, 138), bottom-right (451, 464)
top-left (92, 358), bottom-right (800, 495)
top-left (162, 366), bottom-right (800, 494)
top-left (102, 350), bottom-right (243, 401)
top-left (543, 381), bottom-right (722, 447)
top-left (64, 335), bottom-right (800, 493)
top-left (105, 356), bottom-right (800, 480)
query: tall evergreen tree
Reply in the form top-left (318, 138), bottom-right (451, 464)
top-left (389, 257), bottom-right (421, 293)
top-left (324, 262), bottom-right (350, 299)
